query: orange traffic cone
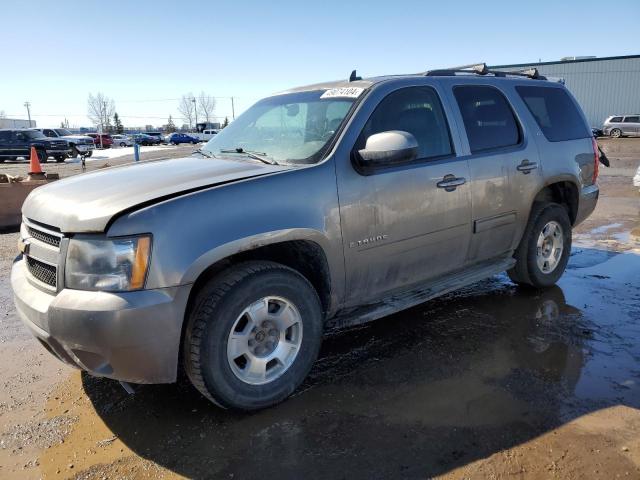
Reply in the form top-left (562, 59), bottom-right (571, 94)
top-left (28, 146), bottom-right (46, 179)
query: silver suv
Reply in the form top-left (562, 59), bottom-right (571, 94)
top-left (12, 64), bottom-right (600, 410)
top-left (602, 114), bottom-right (640, 137)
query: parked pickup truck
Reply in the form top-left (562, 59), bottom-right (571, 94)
top-left (0, 128), bottom-right (71, 162)
top-left (32, 128), bottom-right (95, 157)
top-left (12, 64), bottom-right (600, 410)
top-left (192, 129), bottom-right (219, 142)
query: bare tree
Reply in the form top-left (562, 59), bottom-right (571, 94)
top-left (196, 91), bottom-right (216, 124)
top-left (87, 92), bottom-right (115, 131)
top-left (177, 93), bottom-right (196, 130)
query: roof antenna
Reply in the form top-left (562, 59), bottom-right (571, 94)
top-left (349, 70), bottom-right (362, 82)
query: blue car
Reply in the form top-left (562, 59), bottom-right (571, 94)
top-left (166, 133), bottom-right (199, 145)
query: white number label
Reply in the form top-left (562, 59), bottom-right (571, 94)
top-left (320, 87), bottom-right (364, 99)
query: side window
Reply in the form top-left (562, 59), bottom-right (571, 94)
top-left (453, 85), bottom-right (520, 152)
top-left (516, 86), bottom-right (590, 142)
top-left (0, 131), bottom-right (12, 142)
top-left (610, 116), bottom-right (623, 123)
top-left (356, 86), bottom-right (453, 161)
top-left (623, 116), bottom-right (640, 123)
top-left (15, 132), bottom-right (27, 142)
top-left (43, 129), bottom-right (55, 137)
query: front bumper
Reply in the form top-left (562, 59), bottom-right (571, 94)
top-left (11, 257), bottom-right (191, 384)
top-left (75, 143), bottom-right (95, 153)
top-left (46, 148), bottom-right (72, 156)
top-left (574, 184), bottom-right (599, 226)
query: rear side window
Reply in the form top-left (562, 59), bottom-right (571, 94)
top-left (624, 116), bottom-right (640, 123)
top-left (0, 131), bottom-right (11, 141)
top-left (453, 86), bottom-right (520, 153)
top-left (516, 86), bottom-right (590, 142)
top-left (610, 116), bottom-right (623, 123)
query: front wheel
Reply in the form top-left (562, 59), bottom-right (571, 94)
top-left (55, 155), bottom-right (66, 163)
top-left (37, 149), bottom-right (48, 163)
top-left (120, 142), bottom-right (127, 147)
top-left (183, 261), bottom-right (323, 410)
top-left (508, 203), bottom-right (572, 288)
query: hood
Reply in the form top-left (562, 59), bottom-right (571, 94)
top-left (23, 156), bottom-right (290, 232)
top-left (61, 134), bottom-right (93, 141)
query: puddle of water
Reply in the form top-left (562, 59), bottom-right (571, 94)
top-left (588, 223), bottom-right (623, 235)
top-left (37, 245), bottom-right (640, 479)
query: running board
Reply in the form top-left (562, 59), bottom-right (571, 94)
top-left (327, 256), bottom-right (516, 330)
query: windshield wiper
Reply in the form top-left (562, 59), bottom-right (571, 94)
top-left (220, 147), bottom-right (278, 165)
top-left (192, 148), bottom-right (215, 158)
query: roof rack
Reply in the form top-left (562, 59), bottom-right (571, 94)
top-left (424, 62), bottom-right (546, 80)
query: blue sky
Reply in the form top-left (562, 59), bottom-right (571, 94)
top-left (2, 0), bottom-right (638, 128)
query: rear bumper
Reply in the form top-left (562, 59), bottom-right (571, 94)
top-left (574, 184), bottom-right (599, 226)
top-left (11, 257), bottom-right (191, 384)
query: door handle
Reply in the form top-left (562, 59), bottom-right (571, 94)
top-left (437, 174), bottom-right (466, 192)
top-left (517, 159), bottom-right (538, 174)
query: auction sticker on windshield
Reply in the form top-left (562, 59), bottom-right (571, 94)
top-left (320, 87), bottom-right (364, 99)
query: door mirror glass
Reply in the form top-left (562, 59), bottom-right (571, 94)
top-left (358, 130), bottom-right (418, 168)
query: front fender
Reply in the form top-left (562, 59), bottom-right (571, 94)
top-left (107, 160), bottom-right (345, 311)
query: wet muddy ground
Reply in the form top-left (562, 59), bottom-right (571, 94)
top-left (0, 140), bottom-right (639, 479)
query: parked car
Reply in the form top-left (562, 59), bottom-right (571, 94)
top-left (12, 65), bottom-right (599, 410)
top-left (132, 133), bottom-right (161, 146)
top-left (602, 115), bottom-right (640, 137)
top-left (32, 127), bottom-right (95, 158)
top-left (145, 132), bottom-right (164, 143)
top-left (0, 128), bottom-right (70, 162)
top-left (85, 133), bottom-right (114, 148)
top-left (112, 134), bottom-right (133, 147)
top-left (166, 132), bottom-right (200, 145)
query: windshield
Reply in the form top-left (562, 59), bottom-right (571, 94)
top-left (54, 128), bottom-right (73, 136)
top-left (202, 90), bottom-right (355, 164)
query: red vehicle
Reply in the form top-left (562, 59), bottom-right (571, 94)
top-left (85, 133), bottom-right (113, 148)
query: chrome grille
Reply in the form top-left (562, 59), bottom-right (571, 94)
top-left (26, 256), bottom-right (57, 287)
top-left (27, 226), bottom-right (61, 247)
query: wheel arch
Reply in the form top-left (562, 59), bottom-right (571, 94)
top-left (532, 179), bottom-right (579, 225)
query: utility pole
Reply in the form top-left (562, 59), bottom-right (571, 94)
top-left (24, 101), bottom-right (32, 127)
top-left (192, 97), bottom-right (197, 131)
top-left (231, 97), bottom-right (235, 120)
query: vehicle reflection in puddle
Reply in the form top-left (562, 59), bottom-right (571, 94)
top-left (79, 246), bottom-right (639, 478)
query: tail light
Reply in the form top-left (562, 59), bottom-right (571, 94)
top-left (591, 137), bottom-right (599, 184)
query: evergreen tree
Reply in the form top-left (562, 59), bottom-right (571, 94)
top-left (113, 112), bottom-right (124, 134)
top-left (222, 116), bottom-right (229, 128)
top-left (166, 115), bottom-right (176, 133)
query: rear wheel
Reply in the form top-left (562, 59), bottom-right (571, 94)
top-left (183, 261), bottom-right (323, 410)
top-left (508, 203), bottom-right (572, 288)
top-left (120, 142), bottom-right (127, 147)
top-left (610, 128), bottom-right (622, 138)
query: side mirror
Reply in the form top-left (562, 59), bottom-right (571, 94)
top-left (357, 130), bottom-right (418, 169)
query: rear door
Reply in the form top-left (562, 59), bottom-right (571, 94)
top-left (13, 131), bottom-right (30, 158)
top-left (447, 82), bottom-right (542, 263)
top-left (623, 116), bottom-right (640, 136)
top-left (336, 83), bottom-right (472, 306)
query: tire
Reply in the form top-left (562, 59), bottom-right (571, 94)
top-left (183, 261), bottom-right (323, 410)
top-left (55, 155), bottom-right (66, 163)
top-left (37, 149), bottom-right (48, 163)
top-left (120, 142), bottom-right (127, 147)
top-left (0, 158), bottom-right (5, 163)
top-left (85, 151), bottom-right (92, 158)
top-left (508, 202), bottom-right (572, 288)
top-left (610, 128), bottom-right (622, 138)
top-left (70, 146), bottom-right (79, 158)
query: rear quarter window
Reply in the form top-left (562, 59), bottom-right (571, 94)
top-left (516, 86), bottom-right (590, 142)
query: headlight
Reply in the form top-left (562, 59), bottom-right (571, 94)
top-left (65, 235), bottom-right (152, 291)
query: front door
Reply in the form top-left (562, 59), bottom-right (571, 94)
top-left (336, 85), bottom-right (472, 306)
